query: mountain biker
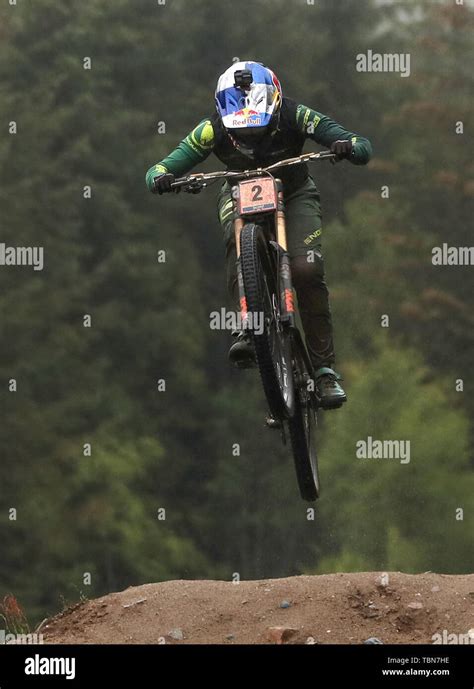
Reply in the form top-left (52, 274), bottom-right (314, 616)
top-left (146, 61), bottom-right (372, 409)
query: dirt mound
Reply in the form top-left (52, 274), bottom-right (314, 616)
top-left (42, 572), bottom-right (474, 644)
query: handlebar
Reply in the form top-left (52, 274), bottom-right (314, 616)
top-left (170, 150), bottom-right (337, 193)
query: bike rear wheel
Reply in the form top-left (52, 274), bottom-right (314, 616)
top-left (240, 223), bottom-right (295, 420)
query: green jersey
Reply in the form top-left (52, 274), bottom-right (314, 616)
top-left (146, 98), bottom-right (372, 196)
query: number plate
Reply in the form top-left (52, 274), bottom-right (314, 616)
top-left (237, 178), bottom-right (277, 216)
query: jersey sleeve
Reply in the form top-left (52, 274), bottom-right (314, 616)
top-left (295, 104), bottom-right (372, 165)
top-left (145, 118), bottom-right (215, 190)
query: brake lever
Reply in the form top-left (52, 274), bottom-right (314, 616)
top-left (184, 181), bottom-right (206, 194)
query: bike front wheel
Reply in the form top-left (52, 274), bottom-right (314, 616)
top-left (240, 223), bottom-right (295, 420)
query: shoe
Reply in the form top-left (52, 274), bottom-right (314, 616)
top-left (315, 366), bottom-right (347, 409)
top-left (228, 330), bottom-right (256, 368)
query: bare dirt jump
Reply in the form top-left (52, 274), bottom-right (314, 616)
top-left (43, 572), bottom-right (474, 645)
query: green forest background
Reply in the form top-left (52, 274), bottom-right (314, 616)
top-left (0, 0), bottom-right (473, 624)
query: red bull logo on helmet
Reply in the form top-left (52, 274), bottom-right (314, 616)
top-left (231, 107), bottom-right (263, 127)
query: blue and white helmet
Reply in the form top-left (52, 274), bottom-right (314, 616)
top-left (215, 61), bottom-right (282, 155)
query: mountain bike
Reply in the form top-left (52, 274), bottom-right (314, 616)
top-left (172, 151), bottom-right (336, 501)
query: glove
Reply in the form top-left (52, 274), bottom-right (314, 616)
top-left (330, 139), bottom-right (353, 161)
top-left (152, 173), bottom-right (179, 195)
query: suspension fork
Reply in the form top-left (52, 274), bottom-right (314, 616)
top-left (231, 174), bottom-right (248, 329)
top-left (232, 180), bottom-right (295, 330)
top-left (233, 215), bottom-right (249, 329)
top-left (274, 180), bottom-right (296, 328)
